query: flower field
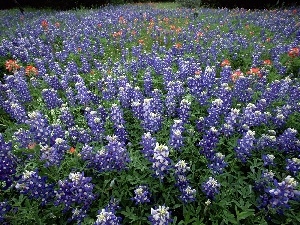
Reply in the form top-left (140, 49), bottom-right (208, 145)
top-left (0, 3), bottom-right (300, 224)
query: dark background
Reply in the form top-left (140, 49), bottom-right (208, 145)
top-left (0, 0), bottom-right (299, 10)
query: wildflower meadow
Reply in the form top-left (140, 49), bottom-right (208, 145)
top-left (0, 2), bottom-right (300, 225)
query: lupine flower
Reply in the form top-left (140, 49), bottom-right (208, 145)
top-left (174, 160), bottom-right (196, 203)
top-left (277, 128), bottom-right (300, 154)
top-left (202, 177), bottom-right (220, 200)
top-left (178, 98), bottom-right (191, 124)
top-left (42, 88), bottom-right (63, 109)
top-left (54, 172), bottom-right (96, 222)
top-left (235, 130), bottom-right (256, 163)
top-left (199, 127), bottom-right (219, 159)
top-left (95, 208), bottom-right (121, 225)
top-left (131, 185), bottom-right (151, 205)
top-left (208, 152), bottom-right (228, 174)
top-left (152, 143), bottom-right (171, 180)
top-left (262, 154), bottom-right (276, 167)
top-left (0, 134), bottom-right (16, 189)
top-left (81, 135), bottom-right (130, 172)
top-left (15, 170), bottom-right (54, 206)
top-left (0, 201), bottom-right (11, 223)
top-left (141, 132), bottom-right (156, 161)
top-left (267, 176), bottom-right (299, 214)
top-left (286, 158), bottom-right (300, 175)
top-left (149, 205), bottom-right (172, 225)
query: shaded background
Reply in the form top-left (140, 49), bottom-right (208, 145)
top-left (0, 0), bottom-right (299, 10)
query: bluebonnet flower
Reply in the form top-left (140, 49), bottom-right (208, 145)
top-left (13, 128), bottom-right (33, 148)
top-left (41, 88), bottom-right (63, 109)
top-left (149, 205), bottom-right (172, 225)
top-left (165, 93), bottom-right (177, 117)
top-left (272, 105), bottom-right (292, 128)
top-left (169, 127), bottom-right (183, 151)
top-left (239, 103), bottom-right (265, 128)
top-left (256, 131), bottom-right (277, 150)
top-left (67, 126), bottom-right (92, 145)
top-left (0, 134), bottom-right (17, 189)
top-left (85, 109), bottom-right (105, 142)
top-left (202, 177), bottom-right (220, 200)
top-left (102, 75), bottom-right (116, 101)
top-left (174, 160), bottom-right (196, 203)
top-left (152, 143), bottom-right (171, 180)
top-left (64, 87), bottom-right (76, 106)
top-left (233, 76), bottom-right (253, 103)
top-left (144, 69), bottom-right (153, 96)
top-left (255, 169), bottom-right (275, 193)
top-left (199, 127), bottom-right (219, 159)
top-left (178, 98), bottom-right (191, 124)
top-left (131, 185), bottom-right (151, 205)
top-left (2, 100), bottom-right (28, 124)
top-left (277, 128), bottom-right (300, 154)
top-left (43, 74), bottom-right (61, 90)
top-left (59, 104), bottom-right (75, 129)
top-left (40, 138), bottom-right (69, 167)
top-left (4, 74), bottom-right (32, 103)
top-left (286, 158), bottom-right (300, 175)
top-left (205, 98), bottom-right (223, 128)
top-left (208, 152), bottom-right (228, 174)
top-left (95, 208), bottom-right (121, 225)
top-left (81, 135), bottom-right (130, 172)
top-left (220, 65), bottom-right (232, 83)
top-left (221, 108), bottom-right (240, 136)
top-left (75, 81), bottom-right (92, 105)
top-left (262, 154), bottom-right (276, 167)
top-left (118, 86), bottom-right (131, 109)
top-left (235, 130), bottom-right (256, 163)
top-left (54, 172), bottom-right (96, 222)
top-left (151, 89), bottom-right (164, 114)
top-left (131, 100), bottom-right (143, 120)
top-left (110, 104), bottom-right (125, 126)
top-left (143, 98), bottom-right (162, 133)
top-left (15, 170), bottom-right (54, 206)
top-left (141, 132), bottom-right (156, 161)
top-left (0, 201), bottom-right (11, 224)
top-left (267, 176), bottom-right (300, 214)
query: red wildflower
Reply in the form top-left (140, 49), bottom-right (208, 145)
top-left (25, 65), bottom-right (38, 76)
top-left (231, 70), bottom-right (243, 82)
top-left (28, 142), bottom-right (37, 150)
top-left (174, 43), bottom-right (182, 49)
top-left (41, 20), bottom-right (48, 30)
top-left (55, 22), bottom-right (60, 28)
top-left (247, 67), bottom-right (262, 78)
top-left (5, 59), bottom-right (20, 72)
top-left (263, 59), bottom-right (272, 65)
top-left (288, 47), bottom-right (300, 58)
top-left (220, 59), bottom-right (231, 67)
top-left (69, 147), bottom-right (76, 154)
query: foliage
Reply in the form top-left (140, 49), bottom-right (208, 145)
top-left (0, 4), bottom-right (300, 225)
top-left (176, 0), bottom-right (202, 8)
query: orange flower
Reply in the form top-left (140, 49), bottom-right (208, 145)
top-left (55, 22), bottom-right (60, 28)
top-left (5, 59), bottom-right (20, 72)
top-left (263, 59), bottom-right (272, 65)
top-left (41, 20), bottom-right (48, 30)
top-left (220, 59), bottom-right (230, 67)
top-left (25, 65), bottom-right (38, 76)
top-left (28, 142), bottom-right (37, 149)
top-left (112, 31), bottom-right (122, 38)
top-left (266, 37), bottom-right (271, 42)
top-left (138, 39), bottom-right (145, 45)
top-left (195, 70), bottom-right (201, 75)
top-left (288, 47), bottom-right (300, 58)
top-left (247, 67), bottom-right (262, 77)
top-left (69, 147), bottom-right (76, 154)
top-left (231, 70), bottom-right (243, 82)
top-left (174, 43), bottom-right (182, 49)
